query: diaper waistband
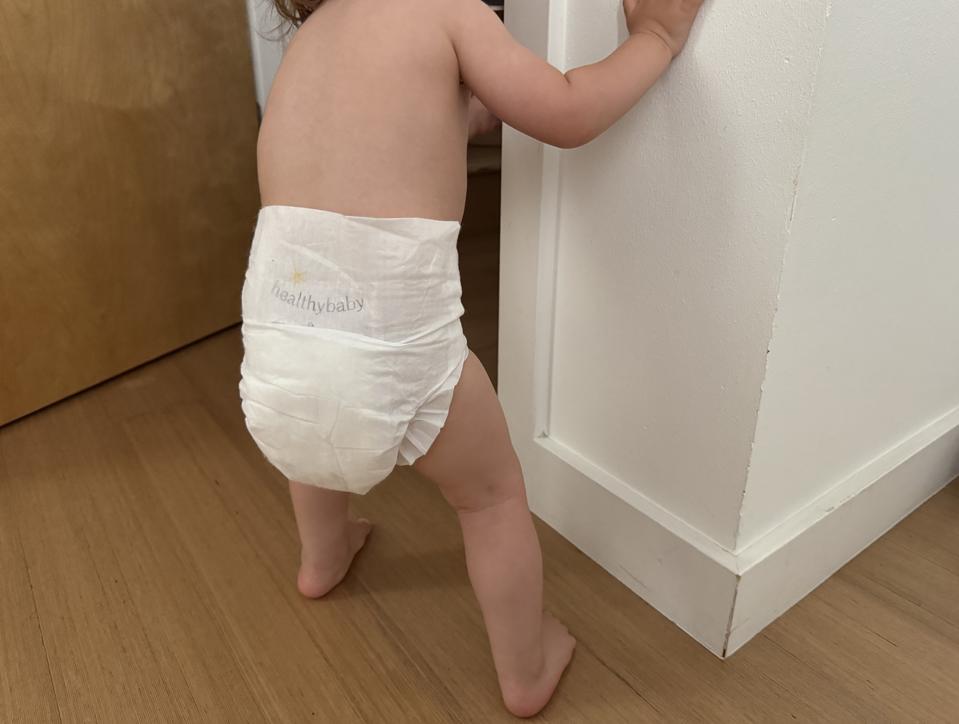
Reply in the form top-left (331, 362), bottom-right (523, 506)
top-left (255, 204), bottom-right (461, 243)
top-left (250, 205), bottom-right (461, 273)
top-left (241, 204), bottom-right (465, 344)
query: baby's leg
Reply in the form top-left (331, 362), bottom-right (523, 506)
top-left (288, 480), bottom-right (372, 598)
top-left (413, 350), bottom-right (576, 718)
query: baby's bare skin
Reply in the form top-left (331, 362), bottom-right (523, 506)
top-left (261, 0), bottom-right (704, 717)
top-left (257, 0), bottom-right (472, 221)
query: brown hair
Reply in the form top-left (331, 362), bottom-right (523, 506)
top-left (269, 1), bottom-right (324, 38)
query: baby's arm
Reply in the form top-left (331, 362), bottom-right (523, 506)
top-left (445, 0), bottom-right (704, 149)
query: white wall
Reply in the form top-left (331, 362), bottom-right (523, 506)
top-left (244, 0), bottom-right (289, 113)
top-left (738, 0), bottom-right (959, 548)
top-left (546, 0), bottom-right (829, 549)
top-left (500, 0), bottom-right (959, 656)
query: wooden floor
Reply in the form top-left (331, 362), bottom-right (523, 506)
top-left (3, 231), bottom-right (959, 722)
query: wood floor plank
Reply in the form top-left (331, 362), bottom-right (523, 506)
top-left (732, 634), bottom-right (878, 722)
top-left (120, 405), bottom-right (366, 723)
top-left (889, 492), bottom-right (959, 574)
top-left (1, 404), bottom-right (192, 721)
top-left (764, 570), bottom-right (959, 722)
top-left (346, 472), bottom-right (532, 723)
top-left (71, 351), bottom-right (277, 721)
top-left (167, 326), bottom-right (634, 721)
top-left (81, 392), bottom-right (268, 722)
top-left (3, 322), bottom-right (959, 722)
top-left (356, 470), bottom-right (664, 723)
top-left (813, 572), bottom-right (959, 702)
top-left (129, 330), bottom-right (477, 721)
top-left (837, 569), bottom-right (959, 655)
top-left (0, 444), bottom-right (61, 724)
top-left (535, 519), bottom-right (860, 724)
top-left (98, 327), bottom-right (511, 721)
top-left (839, 529), bottom-right (959, 635)
top-left (155, 401), bottom-right (466, 724)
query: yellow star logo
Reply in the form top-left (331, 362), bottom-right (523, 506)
top-left (290, 264), bottom-right (307, 285)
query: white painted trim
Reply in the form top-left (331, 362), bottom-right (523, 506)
top-left (531, 146), bottom-right (562, 441)
top-left (527, 445), bottom-right (739, 655)
top-left (736, 402), bottom-right (959, 566)
top-left (519, 0), bottom-right (737, 657)
top-left (531, 0), bottom-right (567, 441)
top-left (536, 404), bottom-right (959, 657)
top-left (725, 404), bottom-right (959, 655)
top-left (536, 434), bottom-right (739, 570)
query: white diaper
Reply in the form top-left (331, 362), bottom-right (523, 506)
top-left (238, 204), bottom-right (469, 494)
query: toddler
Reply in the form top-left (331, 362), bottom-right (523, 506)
top-left (239, 0), bottom-right (703, 717)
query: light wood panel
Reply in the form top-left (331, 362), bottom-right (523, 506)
top-left (0, 0), bottom-right (261, 425)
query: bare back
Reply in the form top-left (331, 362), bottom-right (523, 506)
top-left (256, 0), bottom-right (470, 223)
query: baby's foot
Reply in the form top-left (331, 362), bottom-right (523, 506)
top-left (296, 518), bottom-right (373, 598)
top-left (500, 612), bottom-right (577, 718)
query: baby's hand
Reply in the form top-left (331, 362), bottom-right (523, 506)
top-left (623, 0), bottom-right (705, 59)
top-left (468, 91), bottom-right (501, 138)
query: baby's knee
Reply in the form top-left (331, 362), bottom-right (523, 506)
top-left (449, 467), bottom-right (527, 516)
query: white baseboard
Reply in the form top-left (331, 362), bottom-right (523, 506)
top-left (527, 405), bottom-right (959, 658)
top-left (725, 404), bottom-right (959, 655)
top-left (528, 433), bottom-right (737, 655)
